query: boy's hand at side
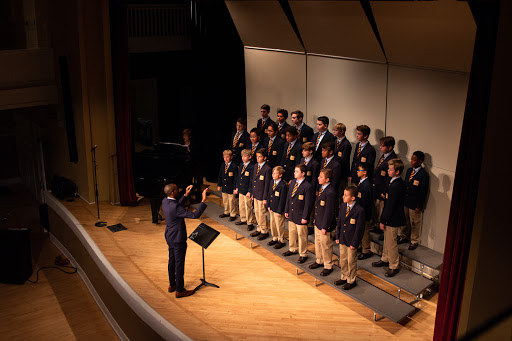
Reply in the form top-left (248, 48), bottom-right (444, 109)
top-left (201, 188), bottom-right (209, 202)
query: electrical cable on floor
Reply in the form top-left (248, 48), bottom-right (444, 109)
top-left (27, 256), bottom-right (78, 283)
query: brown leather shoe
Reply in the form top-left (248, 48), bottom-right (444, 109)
top-left (309, 262), bottom-right (323, 269)
top-left (372, 260), bottom-right (389, 267)
top-left (250, 231), bottom-right (261, 237)
top-left (385, 268), bottom-right (399, 277)
top-left (358, 252), bottom-right (372, 260)
top-left (342, 281), bottom-right (357, 290)
top-left (247, 224), bottom-right (255, 231)
top-left (298, 256), bottom-right (308, 264)
top-left (235, 221), bottom-right (247, 225)
top-left (282, 250), bottom-right (298, 256)
top-left (257, 232), bottom-right (269, 240)
top-left (274, 241), bottom-right (286, 249)
top-left (219, 213), bottom-right (230, 218)
top-left (176, 289), bottom-right (195, 298)
top-left (334, 279), bottom-right (347, 286)
top-left (168, 285), bottom-right (176, 293)
top-left (320, 268), bottom-right (333, 276)
top-left (268, 240), bottom-right (278, 246)
top-left (229, 216), bottom-right (236, 221)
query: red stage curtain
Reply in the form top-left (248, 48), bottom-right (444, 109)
top-left (110, 0), bottom-right (137, 206)
top-left (433, 1), bottom-right (499, 340)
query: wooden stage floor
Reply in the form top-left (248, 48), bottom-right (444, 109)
top-left (61, 194), bottom-right (437, 340)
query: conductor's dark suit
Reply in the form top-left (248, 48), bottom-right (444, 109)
top-left (163, 196), bottom-right (207, 292)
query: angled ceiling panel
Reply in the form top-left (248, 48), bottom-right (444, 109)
top-left (225, 0), bottom-right (304, 52)
top-left (371, 0), bottom-right (476, 72)
top-left (289, 0), bottom-right (385, 62)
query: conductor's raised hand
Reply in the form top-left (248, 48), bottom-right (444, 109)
top-left (185, 185), bottom-right (193, 196)
top-left (202, 187), bottom-right (209, 202)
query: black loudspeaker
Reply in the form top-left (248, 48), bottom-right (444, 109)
top-left (39, 204), bottom-right (49, 232)
top-left (59, 56), bottom-right (78, 163)
top-left (0, 228), bottom-right (33, 284)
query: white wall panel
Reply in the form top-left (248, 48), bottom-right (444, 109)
top-left (244, 48), bottom-right (306, 129)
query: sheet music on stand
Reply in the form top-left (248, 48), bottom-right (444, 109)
top-left (188, 223), bottom-right (220, 291)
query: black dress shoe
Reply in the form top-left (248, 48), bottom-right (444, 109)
top-left (309, 262), bottom-right (323, 269)
top-left (372, 260), bottom-right (389, 267)
top-left (385, 268), bottom-right (399, 277)
top-left (229, 216), bottom-right (236, 221)
top-left (342, 281), bottom-right (357, 290)
top-left (235, 221), bottom-right (247, 225)
top-left (358, 252), bottom-right (372, 260)
top-left (250, 231), bottom-right (261, 237)
top-left (257, 232), bottom-right (269, 240)
top-left (408, 243), bottom-right (418, 250)
top-left (320, 268), bottom-right (333, 276)
top-left (268, 240), bottom-right (278, 246)
top-left (283, 250), bottom-right (298, 256)
top-left (274, 241), bottom-right (286, 249)
top-left (378, 234), bottom-right (384, 241)
top-left (247, 224), bottom-right (254, 231)
top-left (334, 279), bottom-right (347, 286)
top-left (219, 213), bottom-right (230, 218)
top-left (397, 236), bottom-right (409, 244)
top-left (298, 256), bottom-right (308, 263)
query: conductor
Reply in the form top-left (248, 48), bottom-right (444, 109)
top-left (163, 183), bottom-right (208, 298)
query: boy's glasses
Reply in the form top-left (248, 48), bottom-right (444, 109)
top-left (357, 169), bottom-right (364, 172)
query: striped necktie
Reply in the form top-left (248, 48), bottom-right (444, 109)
top-left (322, 158), bottom-right (328, 169)
top-left (267, 138), bottom-right (273, 153)
top-left (224, 163), bottom-right (228, 173)
top-left (315, 133), bottom-right (321, 149)
top-left (241, 163), bottom-right (247, 175)
top-left (346, 205), bottom-right (350, 217)
top-left (318, 186), bottom-right (323, 197)
top-left (409, 169), bottom-right (416, 181)
top-left (233, 132), bottom-right (240, 148)
top-left (256, 164), bottom-right (261, 175)
top-left (272, 182), bottom-right (276, 191)
top-left (291, 181), bottom-right (299, 197)
top-left (336, 139), bottom-right (340, 150)
top-left (303, 158), bottom-right (307, 165)
top-left (376, 155), bottom-right (385, 168)
top-left (286, 143), bottom-right (292, 159)
top-left (356, 143), bottom-right (362, 158)
top-left (251, 144), bottom-right (256, 157)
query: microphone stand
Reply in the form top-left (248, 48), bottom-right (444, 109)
top-left (92, 145), bottom-right (107, 227)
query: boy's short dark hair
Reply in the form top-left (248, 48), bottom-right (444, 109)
top-left (285, 126), bottom-right (298, 136)
top-left (291, 110), bottom-right (304, 120)
top-left (256, 148), bottom-right (268, 157)
top-left (302, 142), bottom-right (315, 151)
top-left (388, 158), bottom-right (405, 174)
top-left (295, 164), bottom-right (307, 174)
top-left (268, 122), bottom-right (278, 132)
top-left (250, 127), bottom-right (260, 136)
top-left (356, 125), bottom-right (371, 137)
top-left (358, 162), bottom-right (370, 173)
top-left (345, 185), bottom-right (358, 198)
top-left (277, 108), bottom-right (288, 119)
top-left (237, 117), bottom-right (247, 127)
top-left (317, 116), bottom-right (329, 126)
top-left (380, 136), bottom-right (395, 148)
top-left (413, 151), bottom-right (425, 162)
top-left (320, 168), bottom-right (333, 181)
top-left (261, 104), bottom-right (270, 112)
top-left (321, 141), bottom-right (334, 152)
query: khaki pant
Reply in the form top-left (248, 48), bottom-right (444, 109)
top-left (339, 244), bottom-right (358, 284)
top-left (360, 221), bottom-right (372, 254)
top-left (222, 192), bottom-right (236, 217)
top-left (381, 225), bottom-right (402, 269)
top-left (253, 199), bottom-right (268, 233)
top-left (239, 194), bottom-right (256, 224)
top-left (373, 199), bottom-right (384, 225)
top-left (269, 210), bottom-right (285, 242)
top-left (400, 207), bottom-right (422, 244)
top-left (288, 221), bottom-right (308, 256)
top-left (314, 227), bottom-right (333, 269)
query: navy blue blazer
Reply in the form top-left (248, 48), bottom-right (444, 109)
top-left (300, 157), bottom-right (320, 190)
top-left (297, 124), bottom-right (314, 143)
top-left (404, 167), bottom-right (429, 210)
top-left (320, 157), bottom-right (342, 193)
top-left (235, 162), bottom-right (254, 195)
top-left (356, 178), bottom-right (373, 222)
top-left (257, 117), bottom-right (275, 140)
top-left (284, 179), bottom-right (314, 224)
top-left (381, 178), bottom-right (407, 227)
top-left (218, 161), bottom-right (237, 193)
top-left (163, 196), bottom-right (207, 244)
top-left (248, 142), bottom-right (262, 163)
top-left (277, 122), bottom-right (290, 140)
top-left (280, 140), bottom-right (303, 182)
top-left (350, 142), bottom-right (377, 181)
top-left (336, 202), bottom-right (365, 248)
top-left (230, 130), bottom-right (251, 164)
top-left (372, 151), bottom-right (397, 200)
top-left (312, 130), bottom-right (335, 162)
top-left (334, 137), bottom-right (352, 180)
top-left (262, 136), bottom-right (285, 168)
top-left (267, 179), bottom-right (288, 214)
top-left (249, 162), bottom-right (272, 201)
top-left (313, 184), bottom-right (337, 232)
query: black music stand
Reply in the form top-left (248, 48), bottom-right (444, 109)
top-left (188, 223), bottom-right (220, 291)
